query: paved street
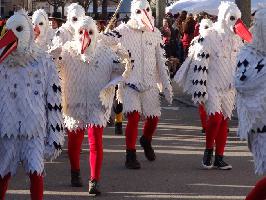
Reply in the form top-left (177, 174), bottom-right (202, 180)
top-left (6, 85), bottom-right (261, 200)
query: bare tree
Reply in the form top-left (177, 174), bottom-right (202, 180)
top-left (77, 0), bottom-right (92, 12)
top-left (93, 0), bottom-right (98, 19)
top-left (155, 0), bottom-right (165, 28)
top-left (102, 0), bottom-right (108, 20)
top-left (235, 0), bottom-right (251, 27)
top-left (48, 0), bottom-right (65, 16)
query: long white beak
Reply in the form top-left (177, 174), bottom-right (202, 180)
top-left (141, 9), bottom-right (154, 32)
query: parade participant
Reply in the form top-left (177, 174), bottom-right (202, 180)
top-left (49, 3), bottom-right (85, 56)
top-left (234, 5), bottom-right (266, 200)
top-left (175, 1), bottom-right (252, 170)
top-left (0, 10), bottom-right (64, 200)
top-left (103, 0), bottom-right (173, 169)
top-left (175, 18), bottom-right (213, 134)
top-left (32, 9), bottom-right (55, 51)
top-left (59, 16), bottom-right (129, 195)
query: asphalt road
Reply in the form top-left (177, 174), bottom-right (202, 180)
top-left (5, 85), bottom-right (261, 200)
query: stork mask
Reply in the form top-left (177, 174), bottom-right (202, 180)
top-left (75, 16), bottom-right (98, 62)
top-left (129, 0), bottom-right (155, 32)
top-left (0, 9), bottom-right (33, 63)
top-left (32, 9), bottom-right (49, 41)
top-left (66, 3), bottom-right (86, 34)
top-left (217, 1), bottom-right (252, 43)
top-left (251, 5), bottom-right (266, 54)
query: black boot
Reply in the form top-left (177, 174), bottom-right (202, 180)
top-left (115, 122), bottom-right (123, 135)
top-left (202, 149), bottom-right (213, 169)
top-left (140, 135), bottom-right (156, 161)
top-left (89, 180), bottom-right (101, 196)
top-left (214, 155), bottom-right (232, 170)
top-left (125, 149), bottom-right (141, 169)
top-left (71, 170), bottom-right (83, 187)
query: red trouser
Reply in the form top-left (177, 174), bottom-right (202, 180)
top-left (67, 126), bottom-right (104, 181)
top-left (205, 112), bottom-right (228, 155)
top-left (246, 177), bottom-right (266, 200)
top-left (198, 104), bottom-right (207, 131)
top-left (125, 111), bottom-right (159, 150)
top-left (0, 172), bottom-right (43, 200)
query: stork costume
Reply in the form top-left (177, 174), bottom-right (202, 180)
top-left (175, 19), bottom-right (213, 134)
top-left (0, 10), bottom-right (64, 200)
top-left (234, 5), bottom-right (266, 200)
top-left (175, 1), bottom-right (252, 170)
top-left (49, 3), bottom-right (85, 57)
top-left (59, 16), bottom-right (126, 195)
top-left (103, 0), bottom-right (172, 169)
top-left (32, 9), bottom-right (55, 51)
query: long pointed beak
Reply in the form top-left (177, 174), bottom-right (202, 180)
top-left (141, 10), bottom-right (154, 32)
top-left (33, 25), bottom-right (41, 39)
top-left (234, 19), bottom-right (252, 43)
top-left (0, 29), bottom-right (18, 63)
top-left (81, 30), bottom-right (91, 54)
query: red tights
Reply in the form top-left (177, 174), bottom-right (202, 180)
top-left (198, 104), bottom-right (207, 131)
top-left (246, 177), bottom-right (266, 200)
top-left (205, 112), bottom-right (228, 155)
top-left (125, 111), bottom-right (159, 150)
top-left (0, 172), bottom-right (43, 200)
top-left (67, 126), bottom-right (103, 181)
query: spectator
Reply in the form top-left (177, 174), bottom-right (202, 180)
top-left (182, 13), bottom-right (196, 58)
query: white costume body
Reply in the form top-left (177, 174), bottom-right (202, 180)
top-left (0, 11), bottom-right (64, 177)
top-left (174, 3), bottom-right (243, 119)
top-left (103, 23), bottom-right (172, 117)
top-left (235, 6), bottom-right (266, 174)
top-left (32, 9), bottom-right (55, 51)
top-left (60, 25), bottom-right (125, 130)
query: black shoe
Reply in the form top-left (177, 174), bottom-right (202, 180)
top-left (115, 122), bottom-right (123, 135)
top-left (140, 135), bottom-right (156, 161)
top-left (213, 155), bottom-right (232, 170)
top-left (71, 170), bottom-right (83, 187)
top-left (89, 180), bottom-right (101, 196)
top-left (125, 149), bottom-right (141, 169)
top-left (202, 149), bottom-right (213, 169)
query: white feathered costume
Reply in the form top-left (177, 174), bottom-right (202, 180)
top-left (59, 16), bottom-right (126, 130)
top-left (32, 9), bottom-right (55, 51)
top-left (49, 3), bottom-right (85, 57)
top-left (174, 18), bottom-right (213, 98)
top-left (235, 5), bottom-right (266, 175)
top-left (0, 10), bottom-right (64, 177)
top-left (174, 1), bottom-right (251, 118)
top-left (102, 0), bottom-right (173, 117)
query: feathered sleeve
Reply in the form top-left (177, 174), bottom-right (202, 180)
top-left (44, 58), bottom-right (64, 161)
top-left (235, 46), bottom-right (266, 139)
top-left (99, 49), bottom-right (126, 109)
top-left (188, 38), bottom-right (210, 105)
top-left (155, 33), bottom-right (173, 104)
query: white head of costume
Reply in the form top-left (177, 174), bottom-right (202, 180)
top-left (129, 0), bottom-right (155, 32)
top-left (74, 16), bottom-right (98, 60)
top-left (199, 19), bottom-right (213, 37)
top-left (32, 9), bottom-right (49, 42)
top-left (216, 1), bottom-right (252, 42)
top-left (66, 3), bottom-right (86, 33)
top-left (0, 9), bottom-right (34, 63)
top-left (250, 4), bottom-right (266, 55)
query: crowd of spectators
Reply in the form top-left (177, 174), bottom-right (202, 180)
top-left (160, 11), bottom-right (217, 78)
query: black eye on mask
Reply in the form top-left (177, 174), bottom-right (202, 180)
top-left (146, 7), bottom-right (150, 12)
top-left (136, 9), bottom-right (141, 14)
top-left (72, 17), bottom-right (78, 22)
top-left (89, 30), bottom-right (93, 35)
top-left (230, 16), bottom-right (236, 21)
top-left (39, 22), bottom-right (44, 26)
